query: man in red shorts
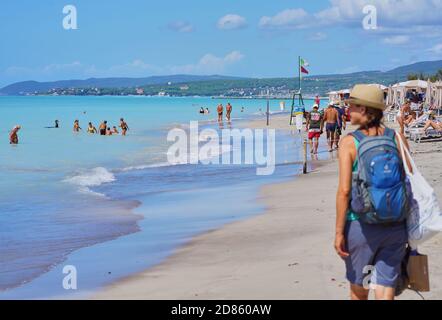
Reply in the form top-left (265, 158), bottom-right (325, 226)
top-left (306, 104), bottom-right (323, 154)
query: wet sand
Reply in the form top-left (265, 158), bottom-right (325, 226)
top-left (94, 115), bottom-right (442, 300)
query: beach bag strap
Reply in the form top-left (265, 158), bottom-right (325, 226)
top-left (396, 132), bottom-right (417, 175)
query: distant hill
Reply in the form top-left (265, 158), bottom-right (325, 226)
top-left (0, 75), bottom-right (246, 96)
top-left (386, 60), bottom-right (442, 76)
top-left (1, 60), bottom-right (442, 96)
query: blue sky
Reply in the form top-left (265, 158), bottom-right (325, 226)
top-left (1, 0), bottom-right (442, 87)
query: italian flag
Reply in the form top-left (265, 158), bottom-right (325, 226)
top-left (300, 58), bottom-right (309, 74)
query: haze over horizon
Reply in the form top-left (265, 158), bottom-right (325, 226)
top-left (2, 0), bottom-right (442, 87)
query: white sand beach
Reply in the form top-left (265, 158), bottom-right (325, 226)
top-left (94, 115), bottom-right (442, 300)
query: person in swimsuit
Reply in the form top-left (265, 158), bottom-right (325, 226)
top-left (397, 100), bottom-right (413, 134)
top-left (9, 125), bottom-right (21, 144)
top-left (315, 95), bottom-right (321, 107)
top-left (119, 118), bottom-right (129, 136)
top-left (55, 120), bottom-right (59, 128)
top-left (334, 104), bottom-right (347, 149)
top-left (87, 122), bottom-right (97, 134)
top-left (217, 104), bottom-right (224, 122)
top-left (323, 103), bottom-right (339, 152)
top-left (336, 84), bottom-right (411, 300)
top-left (423, 111), bottom-right (442, 132)
top-left (73, 120), bottom-right (81, 132)
top-left (205, 108), bottom-right (210, 114)
top-left (199, 107), bottom-right (205, 114)
top-left (226, 103), bottom-right (232, 121)
top-left (106, 127), bottom-right (112, 136)
top-left (112, 126), bottom-right (119, 134)
top-left (99, 121), bottom-right (107, 135)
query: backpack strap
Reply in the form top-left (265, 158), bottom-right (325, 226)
top-left (349, 130), bottom-right (366, 142)
top-left (383, 127), bottom-right (395, 140)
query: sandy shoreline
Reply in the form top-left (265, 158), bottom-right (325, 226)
top-left (93, 115), bottom-right (442, 300)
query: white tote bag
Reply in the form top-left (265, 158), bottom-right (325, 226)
top-left (397, 133), bottom-right (442, 249)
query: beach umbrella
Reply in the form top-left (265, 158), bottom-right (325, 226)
top-left (387, 85), bottom-right (393, 106)
top-left (400, 86), bottom-right (407, 105)
top-left (426, 79), bottom-right (432, 108)
top-left (392, 87), bottom-right (398, 107)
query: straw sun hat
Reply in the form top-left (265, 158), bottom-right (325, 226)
top-left (348, 84), bottom-right (386, 111)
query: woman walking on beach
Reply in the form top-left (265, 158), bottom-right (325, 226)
top-left (335, 84), bottom-right (411, 300)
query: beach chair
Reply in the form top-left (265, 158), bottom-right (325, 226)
top-left (409, 127), bottom-right (442, 143)
top-left (405, 113), bottom-right (429, 137)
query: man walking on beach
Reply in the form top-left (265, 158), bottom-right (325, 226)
top-left (306, 104), bottom-right (323, 154)
top-left (315, 95), bottom-right (321, 107)
top-left (217, 104), bottom-right (224, 122)
top-left (323, 102), bottom-right (339, 152)
top-left (9, 125), bottom-right (21, 144)
top-left (226, 103), bottom-right (232, 121)
top-left (334, 104), bottom-right (347, 149)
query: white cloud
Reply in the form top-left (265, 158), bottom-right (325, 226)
top-left (383, 35), bottom-right (410, 45)
top-left (259, 9), bottom-right (309, 30)
top-left (428, 43), bottom-right (442, 54)
top-left (170, 51), bottom-right (244, 74)
top-left (310, 32), bottom-right (327, 41)
top-left (2, 52), bottom-right (244, 83)
top-left (4, 62), bottom-right (85, 77)
top-left (167, 21), bottom-right (194, 33)
top-left (259, 0), bottom-right (442, 31)
top-left (217, 14), bottom-right (247, 30)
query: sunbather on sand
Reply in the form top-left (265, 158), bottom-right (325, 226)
top-left (397, 100), bottom-right (413, 134)
top-left (423, 119), bottom-right (442, 132)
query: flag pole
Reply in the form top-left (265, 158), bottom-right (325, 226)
top-left (298, 55), bottom-right (301, 93)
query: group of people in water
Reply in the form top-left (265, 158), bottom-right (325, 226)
top-left (73, 118), bottom-right (129, 136)
top-left (199, 103), bottom-right (244, 122)
top-left (305, 101), bottom-right (347, 153)
top-left (9, 118), bottom-right (129, 144)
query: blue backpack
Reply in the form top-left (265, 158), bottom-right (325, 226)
top-left (350, 127), bottom-right (409, 224)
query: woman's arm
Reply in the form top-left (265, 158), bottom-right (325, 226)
top-left (335, 135), bottom-right (354, 258)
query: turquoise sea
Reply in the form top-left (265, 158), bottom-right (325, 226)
top-left (0, 95), bottom-right (324, 298)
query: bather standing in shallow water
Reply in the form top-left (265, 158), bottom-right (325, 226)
top-left (9, 125), bottom-right (21, 144)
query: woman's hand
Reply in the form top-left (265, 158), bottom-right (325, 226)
top-left (334, 233), bottom-right (349, 258)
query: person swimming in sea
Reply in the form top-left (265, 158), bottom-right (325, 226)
top-left (73, 120), bottom-right (81, 132)
top-left (45, 120), bottom-right (59, 129)
top-left (199, 107), bottom-right (205, 114)
top-left (119, 118), bottom-right (129, 136)
top-left (87, 122), bottom-right (97, 134)
top-left (99, 121), bottom-right (107, 135)
top-left (106, 127), bottom-right (113, 136)
top-left (112, 126), bottom-right (119, 134)
top-left (9, 125), bottom-right (21, 144)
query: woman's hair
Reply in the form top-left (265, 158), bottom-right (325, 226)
top-left (359, 106), bottom-right (383, 130)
